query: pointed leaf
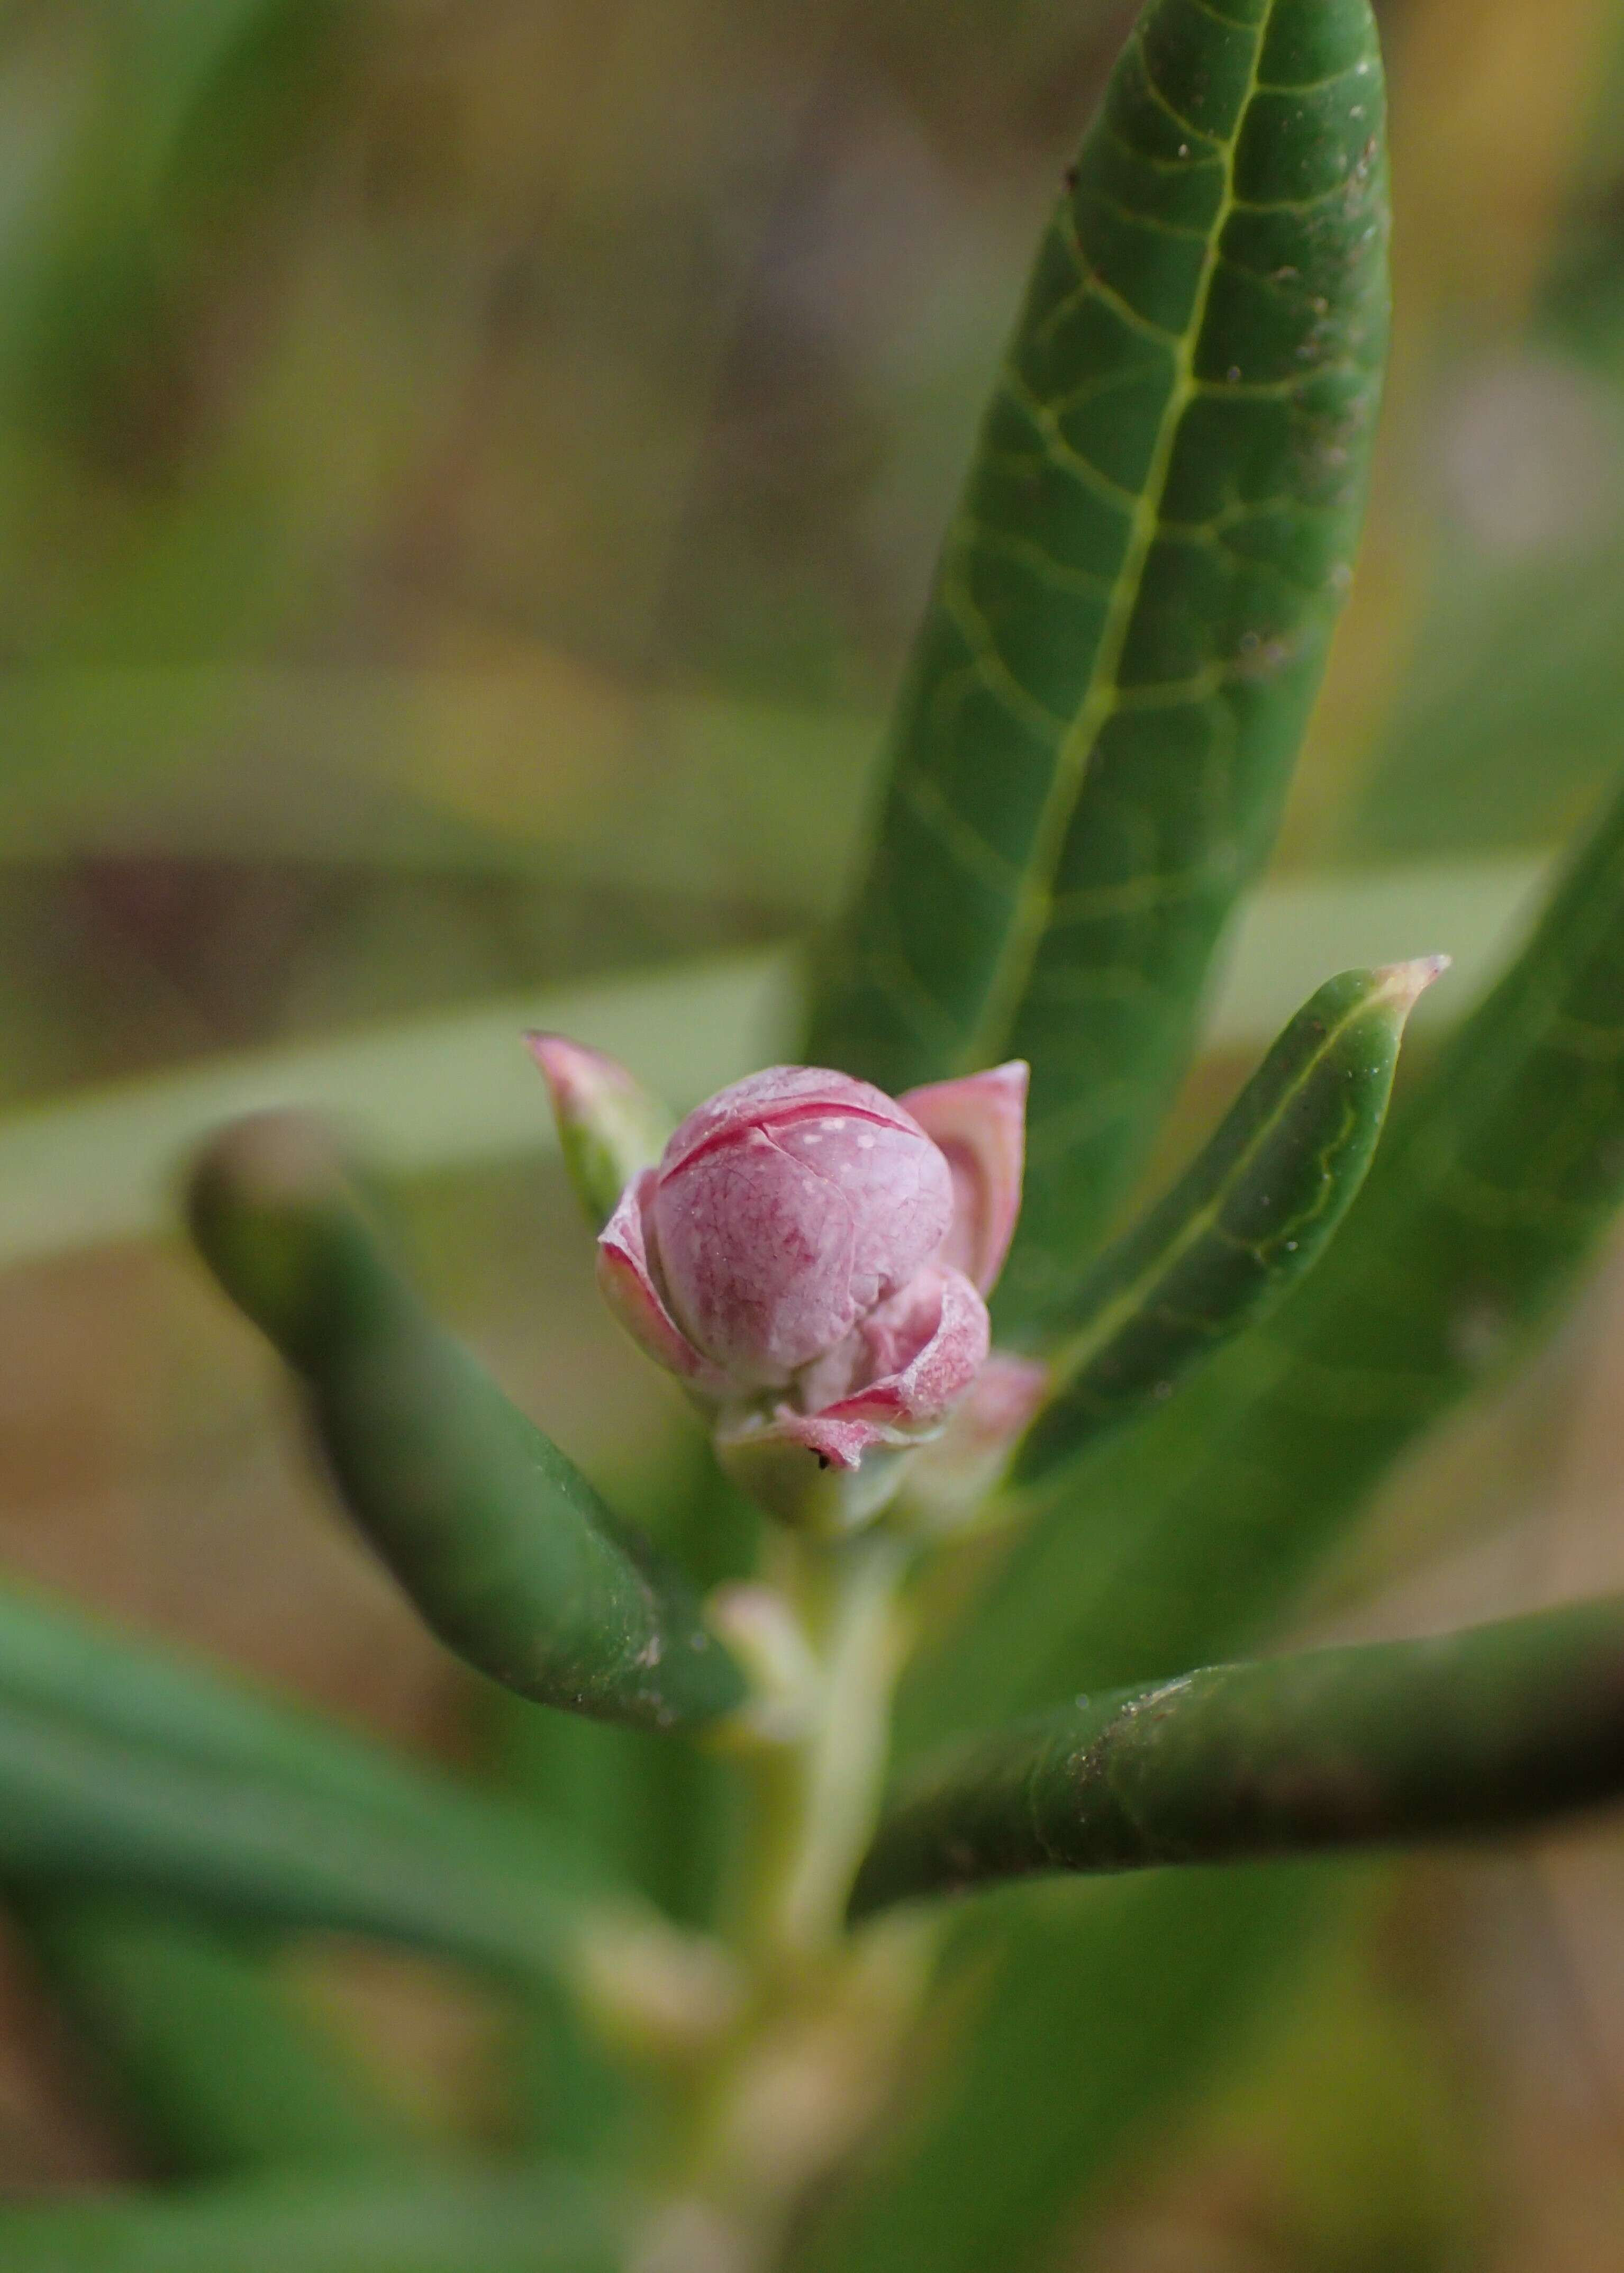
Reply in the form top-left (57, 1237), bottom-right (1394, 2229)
top-left (808, 0), bottom-right (1391, 1339)
top-left (1015, 957), bottom-right (1444, 1484)
top-left (188, 1113), bottom-right (746, 1733)
top-left (854, 1595), bottom-right (1624, 1913)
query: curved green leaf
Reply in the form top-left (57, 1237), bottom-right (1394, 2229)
top-left (0, 2169), bottom-right (619, 2273)
top-left (188, 1114), bottom-right (745, 1734)
top-left (854, 1596), bottom-right (1624, 1913)
top-left (13, 1894), bottom-right (416, 2179)
top-left (808, 0), bottom-right (1390, 1339)
top-left (1015, 957), bottom-right (1441, 1484)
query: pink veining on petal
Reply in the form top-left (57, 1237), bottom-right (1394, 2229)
top-left (812, 1265), bottom-right (990, 1432)
top-left (596, 1170), bottom-right (730, 1395)
top-left (898, 1062), bottom-right (1028, 1294)
top-left (650, 1066), bottom-right (952, 1389)
top-left (741, 1266), bottom-right (991, 1473)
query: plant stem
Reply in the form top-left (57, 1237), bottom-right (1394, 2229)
top-left (643, 1529), bottom-right (919, 2269)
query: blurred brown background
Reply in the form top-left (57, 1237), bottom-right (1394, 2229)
top-left (5, 0), bottom-right (1624, 2261)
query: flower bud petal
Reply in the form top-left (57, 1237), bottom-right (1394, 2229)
top-left (597, 1170), bottom-right (731, 1394)
top-left (898, 1062), bottom-right (1029, 1294)
top-left (650, 1067), bottom-right (953, 1387)
top-left (712, 1265), bottom-right (990, 1531)
top-left (528, 1034), bottom-right (674, 1229)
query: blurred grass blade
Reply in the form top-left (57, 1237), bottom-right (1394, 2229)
top-left (0, 2167), bottom-right (620, 2273)
top-left (854, 1596), bottom-right (1624, 1913)
top-left (13, 1894), bottom-right (417, 2179)
top-left (0, 1666), bottom-right (579, 1980)
top-left (189, 1113), bottom-right (746, 1734)
top-left (1017, 959), bottom-right (1442, 1484)
top-left (0, 1575), bottom-right (682, 1991)
top-left (808, 0), bottom-right (1390, 1340)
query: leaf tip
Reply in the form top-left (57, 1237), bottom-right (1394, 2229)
top-left (1376, 953), bottom-right (1451, 1012)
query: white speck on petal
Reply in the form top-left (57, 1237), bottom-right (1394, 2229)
top-left (857, 1133), bottom-right (875, 1150)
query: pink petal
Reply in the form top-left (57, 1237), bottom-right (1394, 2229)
top-left (789, 1265), bottom-right (992, 1467)
top-left (597, 1170), bottom-right (730, 1396)
top-left (651, 1067), bottom-right (952, 1387)
top-left (660, 1066), bottom-right (926, 1178)
top-left (897, 1062), bottom-right (1028, 1294)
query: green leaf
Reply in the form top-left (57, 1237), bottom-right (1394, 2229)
top-left (842, 732), bottom-right (1624, 2273)
top-left (188, 1113), bottom-right (746, 1733)
top-left (922, 755), bottom-right (1624, 1739)
top-left (0, 2168), bottom-right (620, 2273)
top-left (853, 1595), bottom-right (1624, 1913)
top-left (0, 1577), bottom-right (657, 1989)
top-left (807, 0), bottom-right (1391, 1340)
top-left (13, 1894), bottom-right (417, 2179)
top-left (1015, 957), bottom-right (1442, 1484)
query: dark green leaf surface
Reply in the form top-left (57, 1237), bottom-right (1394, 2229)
top-left (0, 2169), bottom-right (619, 2273)
top-left (14, 1895), bottom-right (415, 2179)
top-left (808, 0), bottom-right (1390, 1339)
top-left (855, 1596), bottom-right (1624, 1913)
top-left (922, 755), bottom-right (1624, 1741)
top-left (847, 757), bottom-right (1624, 2273)
top-left (0, 1577), bottom-right (625, 1985)
top-left (1017, 957), bottom-right (1439, 1483)
top-left (189, 1114), bottom-right (745, 1733)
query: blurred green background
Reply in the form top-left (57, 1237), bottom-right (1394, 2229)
top-left (6, 0), bottom-right (1624, 2261)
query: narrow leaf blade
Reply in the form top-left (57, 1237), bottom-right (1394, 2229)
top-left (1015, 956), bottom-right (1442, 1483)
top-left (854, 1595), bottom-right (1624, 1913)
top-left (808, 0), bottom-right (1390, 1340)
top-left (188, 1113), bottom-right (745, 1733)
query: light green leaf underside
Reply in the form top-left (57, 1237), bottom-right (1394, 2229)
top-left (808, 0), bottom-right (1390, 1339)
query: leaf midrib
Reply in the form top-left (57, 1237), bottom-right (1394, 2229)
top-left (1042, 980), bottom-right (1387, 1395)
top-left (958, 10), bottom-right (1269, 1075)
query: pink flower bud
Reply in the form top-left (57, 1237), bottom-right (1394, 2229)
top-left (573, 1053), bottom-right (1029, 1530)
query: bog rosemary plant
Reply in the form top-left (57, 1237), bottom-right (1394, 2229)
top-left (8, 1), bottom-right (1624, 2267)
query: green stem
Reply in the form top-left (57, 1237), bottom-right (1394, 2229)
top-left (742, 1532), bottom-right (911, 1966)
top-left (646, 1534), bottom-right (917, 2265)
top-left (852, 1595), bottom-right (1624, 1915)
